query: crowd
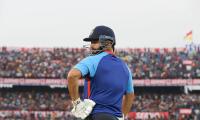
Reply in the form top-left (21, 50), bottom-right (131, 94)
top-left (133, 93), bottom-right (200, 112)
top-left (0, 89), bottom-right (78, 120)
top-left (0, 90), bottom-right (71, 111)
top-left (132, 93), bottom-right (200, 119)
top-left (0, 89), bottom-right (200, 119)
top-left (0, 47), bottom-right (87, 79)
top-left (0, 47), bottom-right (200, 79)
top-left (118, 48), bottom-right (200, 79)
top-left (1, 47), bottom-right (200, 119)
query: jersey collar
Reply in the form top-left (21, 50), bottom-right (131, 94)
top-left (104, 50), bottom-right (115, 55)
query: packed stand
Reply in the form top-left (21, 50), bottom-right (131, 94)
top-left (132, 93), bottom-right (200, 119)
top-left (117, 48), bottom-right (200, 79)
top-left (0, 89), bottom-right (80, 120)
top-left (0, 47), bottom-right (200, 79)
top-left (0, 90), bottom-right (200, 119)
top-left (0, 47), bottom-right (87, 79)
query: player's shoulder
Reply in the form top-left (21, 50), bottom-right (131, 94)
top-left (116, 56), bottom-right (130, 69)
top-left (115, 55), bottom-right (127, 64)
top-left (80, 52), bottom-right (108, 63)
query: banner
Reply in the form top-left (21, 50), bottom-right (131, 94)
top-left (0, 110), bottom-right (72, 118)
top-left (179, 108), bottom-right (192, 115)
top-left (128, 112), bottom-right (169, 119)
top-left (0, 78), bottom-right (200, 86)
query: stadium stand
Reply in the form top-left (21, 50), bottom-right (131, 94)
top-left (0, 47), bottom-right (200, 120)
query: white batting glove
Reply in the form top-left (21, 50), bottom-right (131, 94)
top-left (71, 98), bottom-right (96, 119)
top-left (71, 98), bottom-right (82, 118)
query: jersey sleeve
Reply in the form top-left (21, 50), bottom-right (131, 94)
top-left (126, 67), bottom-right (134, 93)
top-left (73, 52), bottom-right (108, 78)
top-left (73, 57), bottom-right (91, 77)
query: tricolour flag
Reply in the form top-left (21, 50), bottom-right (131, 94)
top-left (184, 30), bottom-right (192, 42)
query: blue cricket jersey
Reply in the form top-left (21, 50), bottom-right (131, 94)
top-left (74, 51), bottom-right (134, 117)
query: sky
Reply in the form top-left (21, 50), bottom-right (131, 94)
top-left (0, 0), bottom-right (200, 48)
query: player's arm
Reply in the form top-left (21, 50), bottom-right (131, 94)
top-left (122, 67), bottom-right (135, 116)
top-left (122, 92), bottom-right (134, 116)
top-left (67, 59), bottom-right (96, 119)
top-left (67, 58), bottom-right (89, 100)
top-left (67, 68), bottom-right (82, 101)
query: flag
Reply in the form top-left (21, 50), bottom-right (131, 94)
top-left (184, 30), bottom-right (192, 42)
